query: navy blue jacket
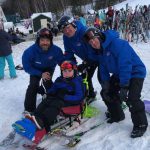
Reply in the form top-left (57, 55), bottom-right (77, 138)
top-left (48, 76), bottom-right (85, 102)
top-left (63, 21), bottom-right (97, 64)
top-left (92, 30), bottom-right (146, 86)
top-left (22, 43), bottom-right (64, 76)
top-left (0, 30), bottom-right (12, 57)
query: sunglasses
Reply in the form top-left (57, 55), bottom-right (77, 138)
top-left (61, 23), bottom-right (70, 30)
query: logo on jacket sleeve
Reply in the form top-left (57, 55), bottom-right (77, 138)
top-left (48, 56), bottom-right (53, 60)
top-left (106, 52), bottom-right (111, 56)
top-left (35, 61), bottom-right (41, 64)
top-left (76, 42), bottom-right (81, 46)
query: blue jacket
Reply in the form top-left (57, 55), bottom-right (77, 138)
top-left (0, 30), bottom-right (12, 57)
top-left (22, 43), bottom-right (64, 76)
top-left (48, 76), bottom-right (85, 102)
top-left (94, 30), bottom-right (146, 86)
top-left (63, 21), bottom-right (97, 64)
top-left (79, 17), bottom-right (86, 26)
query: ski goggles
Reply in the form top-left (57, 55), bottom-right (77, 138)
top-left (61, 62), bottom-right (73, 71)
top-left (60, 22), bottom-right (70, 30)
top-left (84, 31), bottom-right (96, 42)
top-left (84, 30), bottom-right (99, 43)
top-left (60, 17), bottom-right (74, 30)
top-left (62, 69), bottom-right (73, 73)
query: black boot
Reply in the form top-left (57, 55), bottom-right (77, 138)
top-left (107, 113), bottom-right (125, 123)
top-left (131, 124), bottom-right (147, 138)
top-left (127, 100), bottom-right (148, 138)
top-left (105, 110), bottom-right (111, 118)
top-left (105, 101), bottom-right (125, 123)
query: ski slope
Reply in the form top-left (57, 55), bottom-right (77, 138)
top-left (0, 35), bottom-right (150, 150)
top-left (113, 0), bottom-right (150, 10)
top-left (0, 0), bottom-right (150, 149)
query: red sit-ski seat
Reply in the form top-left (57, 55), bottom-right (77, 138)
top-left (61, 102), bottom-right (84, 115)
top-left (60, 101), bottom-right (85, 126)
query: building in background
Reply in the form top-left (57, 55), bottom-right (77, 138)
top-left (31, 12), bottom-right (53, 33)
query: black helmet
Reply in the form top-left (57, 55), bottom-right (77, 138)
top-left (36, 28), bottom-right (53, 44)
top-left (83, 27), bottom-right (105, 43)
top-left (58, 15), bottom-right (76, 30)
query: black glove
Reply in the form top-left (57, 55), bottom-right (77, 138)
top-left (57, 89), bottom-right (68, 100)
top-left (100, 81), bottom-right (111, 102)
top-left (47, 92), bottom-right (56, 98)
top-left (119, 87), bottom-right (128, 102)
top-left (78, 63), bottom-right (88, 73)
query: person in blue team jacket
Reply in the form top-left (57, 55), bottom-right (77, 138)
top-left (13, 61), bottom-right (85, 140)
top-left (0, 28), bottom-right (17, 79)
top-left (58, 15), bottom-right (100, 101)
top-left (83, 27), bottom-right (148, 138)
top-left (22, 28), bottom-right (64, 112)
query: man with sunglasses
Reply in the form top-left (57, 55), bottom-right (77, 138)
top-left (22, 28), bottom-right (64, 113)
top-left (58, 15), bottom-right (99, 101)
top-left (83, 27), bottom-right (148, 138)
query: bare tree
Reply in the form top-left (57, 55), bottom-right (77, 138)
top-left (2, 0), bottom-right (122, 19)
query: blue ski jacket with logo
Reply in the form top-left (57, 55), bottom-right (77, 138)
top-left (22, 43), bottom-right (64, 76)
top-left (63, 21), bottom-right (98, 64)
top-left (92, 30), bottom-right (146, 86)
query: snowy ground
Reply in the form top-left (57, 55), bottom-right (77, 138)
top-left (0, 0), bottom-right (150, 149)
top-left (0, 35), bottom-right (150, 150)
top-left (113, 0), bottom-right (150, 10)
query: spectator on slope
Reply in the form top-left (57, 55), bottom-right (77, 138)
top-left (16, 28), bottom-right (27, 37)
top-left (79, 14), bottom-right (87, 26)
top-left (0, 27), bottom-right (17, 80)
top-left (106, 6), bottom-right (114, 29)
top-left (94, 14), bottom-right (101, 29)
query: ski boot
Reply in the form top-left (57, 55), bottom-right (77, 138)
top-left (131, 124), bottom-right (147, 138)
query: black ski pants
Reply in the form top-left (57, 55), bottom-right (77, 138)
top-left (126, 78), bottom-right (148, 127)
top-left (79, 63), bottom-right (100, 97)
top-left (24, 75), bottom-right (52, 112)
top-left (101, 75), bottom-right (125, 121)
top-left (102, 76), bottom-right (148, 127)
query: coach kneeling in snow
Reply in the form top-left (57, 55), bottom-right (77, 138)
top-left (83, 27), bottom-right (148, 138)
top-left (22, 28), bottom-right (63, 113)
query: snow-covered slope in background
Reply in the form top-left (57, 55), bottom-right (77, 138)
top-left (114, 0), bottom-right (150, 10)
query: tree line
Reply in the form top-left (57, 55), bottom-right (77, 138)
top-left (2, 0), bottom-right (125, 19)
